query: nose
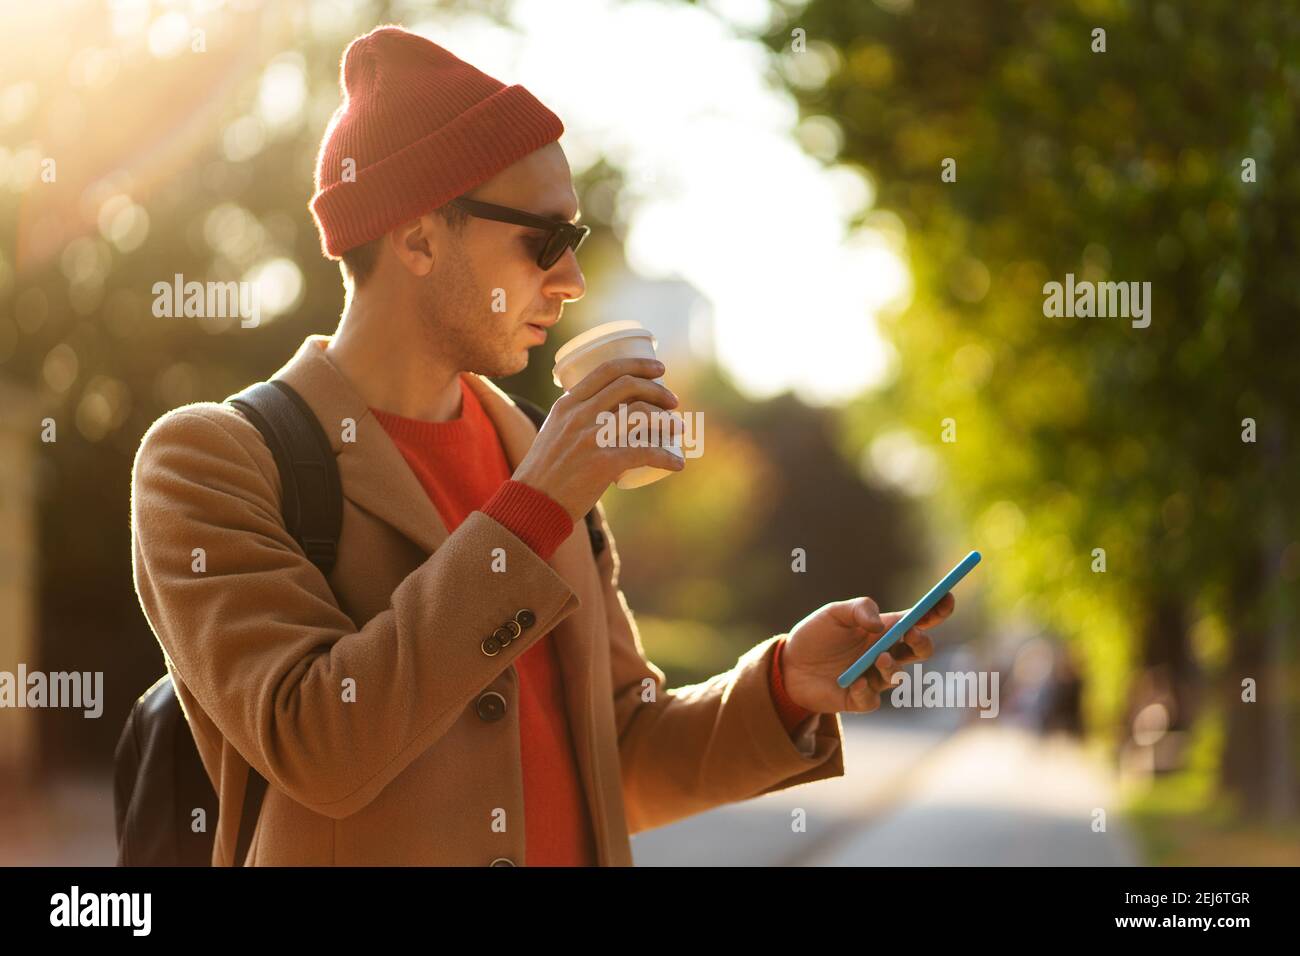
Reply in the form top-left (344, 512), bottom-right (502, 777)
top-left (542, 246), bottom-right (585, 303)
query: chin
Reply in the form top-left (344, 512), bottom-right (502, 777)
top-left (485, 353), bottom-right (530, 379)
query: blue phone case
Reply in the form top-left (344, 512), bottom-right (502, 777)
top-left (836, 550), bottom-right (982, 689)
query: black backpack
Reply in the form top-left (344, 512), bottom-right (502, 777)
top-left (114, 379), bottom-right (605, 866)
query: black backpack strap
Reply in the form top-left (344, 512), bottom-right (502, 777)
top-left (228, 380), bottom-right (342, 576)
top-left (506, 392), bottom-right (606, 559)
top-left (223, 379), bottom-right (341, 865)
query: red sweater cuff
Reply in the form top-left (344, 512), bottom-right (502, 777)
top-left (480, 480), bottom-right (574, 561)
top-left (770, 636), bottom-right (817, 734)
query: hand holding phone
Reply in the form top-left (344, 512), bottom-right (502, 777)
top-left (836, 551), bottom-right (981, 689)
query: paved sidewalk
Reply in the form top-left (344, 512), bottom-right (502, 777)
top-left (631, 708), bottom-right (962, 866)
top-left (807, 724), bottom-right (1140, 866)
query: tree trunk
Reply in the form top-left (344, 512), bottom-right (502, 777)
top-left (1219, 535), bottom-right (1294, 820)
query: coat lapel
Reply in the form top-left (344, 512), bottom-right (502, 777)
top-left (270, 335), bottom-right (451, 557)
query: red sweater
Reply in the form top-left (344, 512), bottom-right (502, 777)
top-left (372, 373), bottom-right (815, 865)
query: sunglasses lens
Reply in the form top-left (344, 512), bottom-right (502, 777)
top-left (541, 227), bottom-right (588, 269)
top-left (542, 232), bottom-right (567, 269)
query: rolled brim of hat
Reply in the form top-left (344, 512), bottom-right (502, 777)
top-left (310, 83), bottom-right (564, 259)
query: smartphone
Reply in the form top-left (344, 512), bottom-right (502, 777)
top-left (836, 550), bottom-right (982, 689)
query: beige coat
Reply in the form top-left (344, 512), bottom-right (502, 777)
top-left (130, 334), bottom-right (845, 865)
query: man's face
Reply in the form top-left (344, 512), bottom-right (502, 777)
top-left (419, 142), bottom-right (586, 378)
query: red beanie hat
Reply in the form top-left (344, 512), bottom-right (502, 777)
top-left (309, 25), bottom-right (564, 259)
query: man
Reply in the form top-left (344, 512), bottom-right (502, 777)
top-left (130, 25), bottom-right (954, 866)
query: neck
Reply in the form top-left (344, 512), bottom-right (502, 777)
top-left (325, 286), bottom-right (463, 421)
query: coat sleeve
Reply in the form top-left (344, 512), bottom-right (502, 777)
top-left (591, 501), bottom-right (846, 834)
top-left (130, 403), bottom-right (580, 821)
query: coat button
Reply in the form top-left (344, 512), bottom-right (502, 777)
top-left (481, 635), bottom-right (502, 657)
top-left (490, 857), bottom-right (516, 867)
top-left (515, 608), bottom-right (536, 629)
top-left (476, 691), bottom-right (507, 722)
top-left (492, 624), bottom-right (517, 647)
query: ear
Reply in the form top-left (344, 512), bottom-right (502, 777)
top-left (388, 215), bottom-right (438, 277)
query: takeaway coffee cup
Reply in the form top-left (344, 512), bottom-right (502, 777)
top-left (552, 320), bottom-right (684, 489)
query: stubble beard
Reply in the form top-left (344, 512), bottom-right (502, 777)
top-left (420, 250), bottom-right (528, 380)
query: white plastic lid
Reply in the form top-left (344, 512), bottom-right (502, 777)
top-left (552, 320), bottom-right (657, 368)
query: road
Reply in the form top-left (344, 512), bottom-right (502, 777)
top-left (631, 707), bottom-right (963, 866)
top-left (631, 712), bottom-right (1139, 866)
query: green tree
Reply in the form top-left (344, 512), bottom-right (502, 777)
top-left (765, 0), bottom-right (1298, 817)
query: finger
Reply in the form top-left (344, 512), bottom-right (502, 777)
top-left (567, 358), bottom-right (668, 401)
top-left (824, 597), bottom-right (882, 633)
top-left (593, 374), bottom-right (679, 414)
top-left (879, 594), bottom-right (954, 634)
top-left (855, 598), bottom-right (886, 634)
top-left (897, 629), bottom-right (935, 662)
top-left (867, 650), bottom-right (901, 690)
top-left (916, 592), bottom-right (955, 628)
top-left (616, 402), bottom-right (685, 445)
top-left (866, 663), bottom-right (894, 692)
top-left (621, 443), bottom-right (686, 472)
top-left (848, 677), bottom-right (882, 713)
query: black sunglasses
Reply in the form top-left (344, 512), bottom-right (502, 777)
top-left (449, 196), bottom-right (590, 270)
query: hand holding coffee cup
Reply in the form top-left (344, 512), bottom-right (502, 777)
top-left (512, 355), bottom-right (685, 523)
top-left (552, 321), bottom-right (685, 490)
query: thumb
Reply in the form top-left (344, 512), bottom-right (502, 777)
top-left (827, 596), bottom-right (884, 633)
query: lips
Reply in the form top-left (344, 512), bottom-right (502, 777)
top-left (525, 323), bottom-right (547, 343)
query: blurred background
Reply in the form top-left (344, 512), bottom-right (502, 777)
top-left (0, 0), bottom-right (1296, 866)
